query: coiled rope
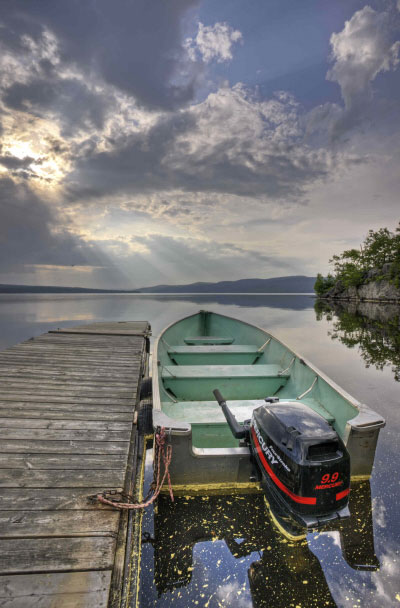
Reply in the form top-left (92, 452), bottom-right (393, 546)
top-left (94, 427), bottom-right (174, 509)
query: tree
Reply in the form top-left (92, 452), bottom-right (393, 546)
top-left (314, 273), bottom-right (335, 295)
top-left (316, 223), bottom-right (400, 295)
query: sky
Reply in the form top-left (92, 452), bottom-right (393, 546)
top-left (0, 0), bottom-right (399, 289)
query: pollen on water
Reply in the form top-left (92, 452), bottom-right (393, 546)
top-left (137, 446), bottom-right (390, 607)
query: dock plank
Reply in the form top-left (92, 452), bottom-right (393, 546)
top-left (0, 510), bottom-right (120, 537)
top-left (0, 488), bottom-right (122, 510)
top-left (0, 408), bottom-right (133, 420)
top-left (0, 440), bottom-right (130, 454)
top-left (0, 537), bottom-right (116, 573)
top-left (0, 469), bottom-right (126, 488)
top-left (0, 428), bottom-right (131, 441)
top-left (0, 418), bottom-right (131, 430)
top-left (0, 571), bottom-right (111, 608)
top-left (0, 453), bottom-right (127, 469)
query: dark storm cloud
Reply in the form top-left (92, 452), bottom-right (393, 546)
top-left (0, 154), bottom-right (37, 170)
top-left (0, 177), bottom-right (101, 271)
top-left (0, 0), bottom-right (200, 111)
top-left (4, 77), bottom-right (110, 134)
top-left (66, 91), bottom-right (332, 204)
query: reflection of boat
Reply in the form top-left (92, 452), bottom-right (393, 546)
top-left (143, 480), bottom-right (378, 605)
top-left (152, 311), bottom-right (385, 495)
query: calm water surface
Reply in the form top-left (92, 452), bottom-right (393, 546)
top-left (0, 293), bottom-right (399, 607)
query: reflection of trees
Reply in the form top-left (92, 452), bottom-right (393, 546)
top-left (315, 300), bottom-right (400, 381)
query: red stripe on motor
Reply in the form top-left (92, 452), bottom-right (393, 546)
top-left (251, 426), bottom-right (316, 505)
top-left (336, 488), bottom-right (350, 501)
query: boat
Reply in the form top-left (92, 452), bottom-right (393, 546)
top-left (149, 310), bottom-right (385, 527)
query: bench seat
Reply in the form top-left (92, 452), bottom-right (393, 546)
top-left (169, 345), bottom-right (259, 354)
top-left (161, 364), bottom-right (288, 400)
top-left (183, 336), bottom-right (234, 345)
top-left (167, 344), bottom-right (261, 365)
top-left (162, 364), bottom-right (282, 378)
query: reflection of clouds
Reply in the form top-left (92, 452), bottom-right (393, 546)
top-left (328, 543), bottom-right (400, 607)
top-left (321, 531), bottom-right (341, 549)
top-left (372, 497), bottom-right (387, 529)
top-left (215, 581), bottom-right (252, 607)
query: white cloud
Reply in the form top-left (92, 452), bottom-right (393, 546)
top-left (372, 496), bottom-right (387, 528)
top-left (185, 22), bottom-right (242, 64)
top-left (327, 6), bottom-right (400, 108)
top-left (328, 543), bottom-right (400, 608)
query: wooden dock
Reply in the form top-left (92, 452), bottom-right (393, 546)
top-left (0, 321), bottom-right (150, 608)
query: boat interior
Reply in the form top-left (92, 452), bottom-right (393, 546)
top-left (156, 311), bottom-right (359, 449)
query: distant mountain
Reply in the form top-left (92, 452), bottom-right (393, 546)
top-left (0, 284), bottom-right (140, 294)
top-left (0, 276), bottom-right (317, 294)
top-left (139, 276), bottom-right (316, 293)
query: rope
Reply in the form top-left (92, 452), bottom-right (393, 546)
top-left (95, 427), bottom-right (174, 509)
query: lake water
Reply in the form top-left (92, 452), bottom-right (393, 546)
top-left (0, 293), bottom-right (399, 607)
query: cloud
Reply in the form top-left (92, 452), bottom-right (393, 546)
top-left (0, 154), bottom-right (38, 171)
top-left (4, 77), bottom-right (110, 136)
top-left (185, 22), bottom-right (243, 63)
top-left (0, 0), bottom-right (201, 111)
top-left (67, 85), bottom-right (334, 212)
top-left (0, 177), bottom-right (103, 272)
top-left (327, 542), bottom-right (400, 608)
top-left (327, 6), bottom-right (400, 109)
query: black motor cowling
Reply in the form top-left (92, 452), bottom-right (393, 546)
top-left (250, 401), bottom-right (350, 529)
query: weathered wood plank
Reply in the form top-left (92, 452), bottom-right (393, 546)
top-left (0, 536), bottom-right (116, 573)
top-left (0, 375), bottom-right (138, 388)
top-left (0, 428), bottom-right (131, 441)
top-left (0, 366), bottom-right (140, 379)
top-left (0, 357), bottom-right (138, 369)
top-left (1, 341), bottom-right (140, 351)
top-left (0, 385), bottom-right (135, 398)
top-left (0, 469), bottom-right (126, 488)
top-left (0, 488), bottom-right (121, 510)
top-left (31, 334), bottom-right (143, 344)
top-left (0, 394), bottom-right (135, 405)
top-left (0, 360), bottom-right (139, 379)
top-left (0, 401), bottom-right (134, 413)
top-left (2, 347), bottom-right (140, 356)
top-left (0, 440), bottom-right (129, 454)
top-left (0, 407), bottom-right (133, 420)
top-left (0, 571), bottom-right (111, 608)
top-left (0, 510), bottom-right (120, 537)
top-left (0, 453), bottom-right (126, 469)
top-left (6, 353), bottom-right (139, 362)
top-left (0, 418), bottom-right (131, 430)
top-left (51, 327), bottom-right (148, 336)
top-left (8, 344), bottom-right (141, 352)
top-left (0, 381), bottom-right (137, 394)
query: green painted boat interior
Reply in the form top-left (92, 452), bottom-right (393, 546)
top-left (157, 311), bottom-right (359, 449)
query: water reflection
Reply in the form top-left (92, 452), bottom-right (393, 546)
top-left (142, 293), bottom-right (315, 310)
top-left (140, 481), bottom-right (378, 607)
top-left (315, 300), bottom-right (400, 381)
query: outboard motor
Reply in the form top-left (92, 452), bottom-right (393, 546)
top-left (213, 390), bottom-right (350, 530)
